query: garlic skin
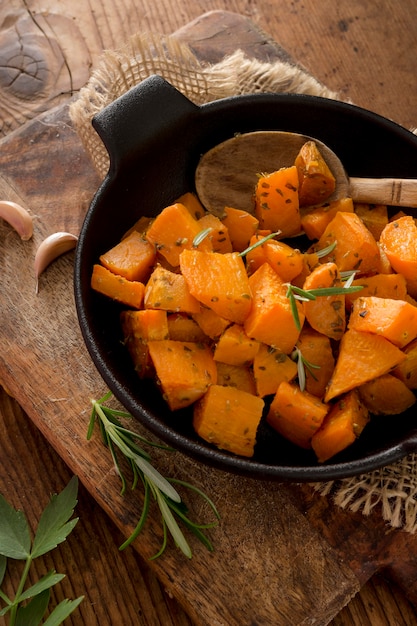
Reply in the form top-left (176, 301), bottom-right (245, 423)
top-left (34, 232), bottom-right (78, 293)
top-left (0, 200), bottom-right (33, 240)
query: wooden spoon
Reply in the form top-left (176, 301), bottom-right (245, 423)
top-left (195, 131), bottom-right (417, 216)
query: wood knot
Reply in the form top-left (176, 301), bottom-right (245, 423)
top-left (0, 15), bottom-right (59, 99)
top-left (0, 11), bottom-right (91, 136)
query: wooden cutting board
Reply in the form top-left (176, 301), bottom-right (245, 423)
top-left (1, 11), bottom-right (417, 626)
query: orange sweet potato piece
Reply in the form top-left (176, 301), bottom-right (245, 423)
top-left (245, 235), bottom-right (304, 281)
top-left (354, 203), bottom-right (388, 240)
top-left (193, 385), bottom-right (264, 457)
top-left (392, 338), bottom-right (417, 389)
top-left (215, 362), bottom-right (257, 395)
top-left (324, 328), bottom-right (406, 402)
top-left (91, 264), bottom-right (145, 309)
top-left (311, 389), bottom-right (369, 462)
top-left (167, 313), bottom-right (209, 343)
top-left (377, 243), bottom-right (394, 275)
top-left (379, 215), bottom-right (417, 298)
top-left (302, 262), bottom-right (346, 340)
top-left (291, 252), bottom-right (320, 288)
top-left (344, 273), bottom-right (407, 308)
top-left (147, 340), bottom-right (217, 410)
top-left (180, 249), bottom-right (252, 324)
top-left (99, 230), bottom-right (156, 282)
top-left (244, 262), bottom-right (304, 353)
top-left (300, 197), bottom-right (354, 240)
top-left (254, 165), bottom-right (301, 238)
top-left (121, 309), bottom-right (169, 378)
top-left (267, 381), bottom-right (329, 449)
top-left (316, 211), bottom-right (380, 274)
top-left (221, 207), bottom-right (259, 252)
top-left (358, 374), bottom-right (416, 415)
top-left (214, 324), bottom-right (260, 366)
top-left (144, 265), bottom-right (201, 314)
top-left (197, 213), bottom-right (233, 253)
top-left (253, 344), bottom-right (298, 397)
top-left (348, 296), bottom-right (417, 348)
top-left (296, 327), bottom-right (335, 398)
top-left (176, 192), bottom-right (206, 220)
top-left (295, 141), bottom-right (336, 207)
top-left (192, 306), bottom-right (231, 339)
top-left (146, 202), bottom-right (212, 267)
top-left (122, 215), bottom-right (153, 239)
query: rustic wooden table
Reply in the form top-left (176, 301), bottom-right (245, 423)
top-left (1, 1), bottom-right (417, 625)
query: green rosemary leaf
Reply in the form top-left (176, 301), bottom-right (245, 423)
top-left (286, 286), bottom-right (302, 331)
top-left (239, 231), bottom-right (281, 257)
top-left (150, 522), bottom-right (168, 561)
top-left (307, 286), bottom-right (362, 297)
top-left (110, 443), bottom-right (129, 496)
top-left (288, 284), bottom-right (317, 301)
top-left (86, 405), bottom-right (97, 440)
top-left (192, 227), bottom-right (213, 247)
top-left (169, 478), bottom-right (221, 520)
top-left (341, 270), bottom-right (357, 287)
top-left (155, 490), bottom-right (192, 558)
top-left (119, 480), bottom-right (151, 550)
top-left (296, 350), bottom-right (306, 391)
top-left (133, 456), bottom-right (181, 503)
top-left (315, 240), bottom-right (337, 258)
top-left (292, 347), bottom-right (321, 392)
top-left (177, 518), bottom-right (215, 552)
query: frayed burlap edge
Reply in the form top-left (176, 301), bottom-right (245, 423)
top-left (313, 454), bottom-right (417, 533)
top-left (69, 31), bottom-right (340, 179)
top-left (69, 31), bottom-right (417, 533)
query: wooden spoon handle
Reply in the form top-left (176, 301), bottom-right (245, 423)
top-left (349, 177), bottom-right (417, 208)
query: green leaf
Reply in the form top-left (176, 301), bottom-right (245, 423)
top-left (89, 392), bottom-right (220, 558)
top-left (155, 491), bottom-right (192, 558)
top-left (239, 231), bottom-right (281, 257)
top-left (15, 588), bottom-right (50, 626)
top-left (19, 572), bottom-right (65, 602)
top-left (0, 494), bottom-right (31, 560)
top-left (192, 227), bottom-right (213, 247)
top-left (133, 456), bottom-right (181, 503)
top-left (0, 554), bottom-right (7, 585)
top-left (41, 597), bottom-right (84, 626)
top-left (31, 477), bottom-right (79, 559)
top-left (0, 605), bottom-right (12, 617)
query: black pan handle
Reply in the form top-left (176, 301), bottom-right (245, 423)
top-left (92, 75), bottom-right (199, 171)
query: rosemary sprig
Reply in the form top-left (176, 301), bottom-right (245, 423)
top-left (88, 392), bottom-right (220, 559)
top-left (286, 280), bottom-right (363, 331)
top-left (239, 231), bottom-right (282, 257)
top-left (192, 227), bottom-right (213, 248)
top-left (291, 347), bottom-right (321, 391)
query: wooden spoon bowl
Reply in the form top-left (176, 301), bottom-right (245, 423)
top-left (195, 130), bottom-right (417, 216)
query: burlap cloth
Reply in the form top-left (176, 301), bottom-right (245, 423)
top-left (69, 32), bottom-right (417, 533)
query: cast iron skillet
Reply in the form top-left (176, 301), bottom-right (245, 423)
top-left (74, 75), bottom-right (417, 481)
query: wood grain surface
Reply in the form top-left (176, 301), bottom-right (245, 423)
top-left (1, 2), bottom-right (417, 625)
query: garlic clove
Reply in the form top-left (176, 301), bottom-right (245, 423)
top-left (0, 200), bottom-right (33, 240)
top-left (34, 231), bottom-right (78, 293)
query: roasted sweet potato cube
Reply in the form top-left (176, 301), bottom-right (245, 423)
top-left (193, 385), bottom-right (264, 457)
